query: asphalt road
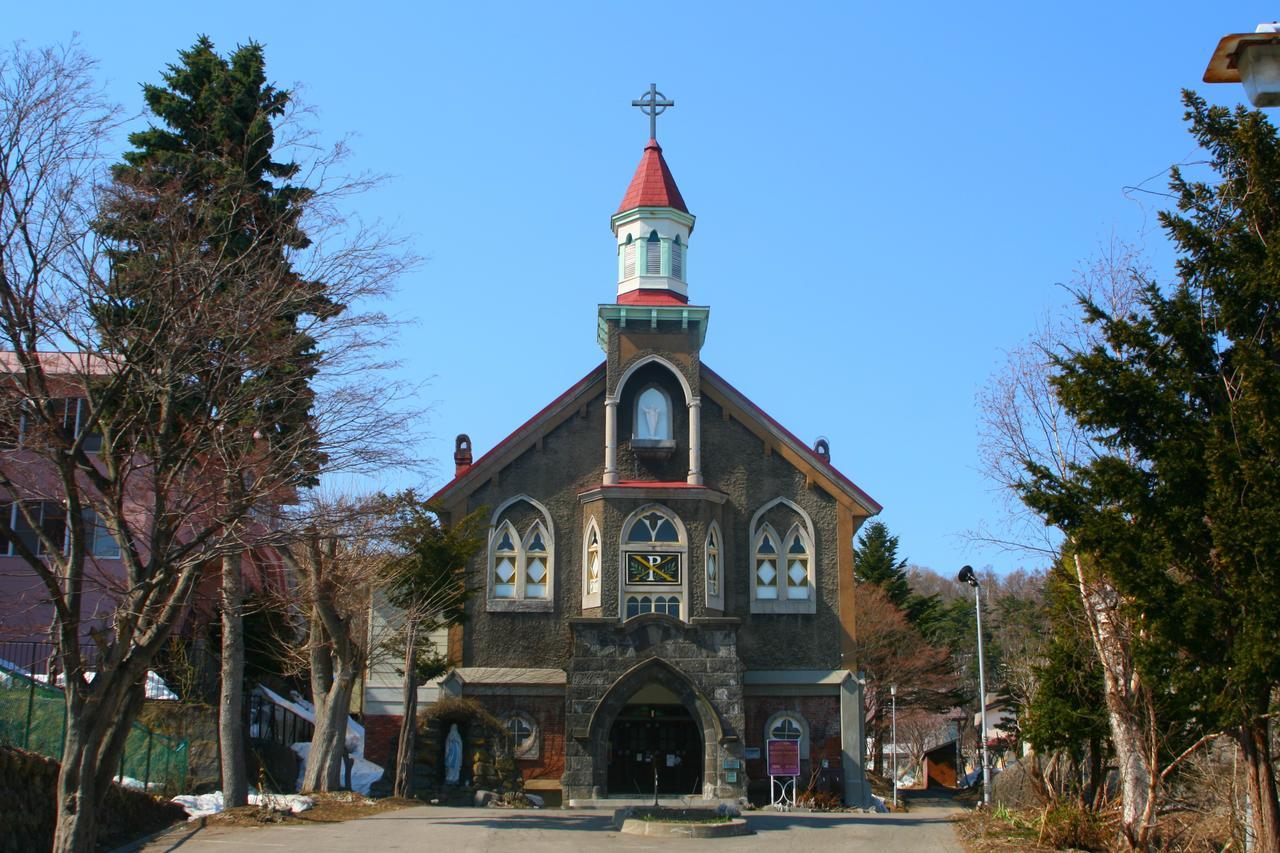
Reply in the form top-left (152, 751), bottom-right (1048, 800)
top-left (133, 802), bottom-right (964, 852)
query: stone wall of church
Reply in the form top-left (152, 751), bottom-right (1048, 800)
top-left (460, 389), bottom-right (608, 670)
top-left (742, 695), bottom-right (843, 802)
top-left (561, 616), bottom-right (746, 801)
top-left (696, 392), bottom-right (845, 672)
top-left (458, 371), bottom-right (847, 674)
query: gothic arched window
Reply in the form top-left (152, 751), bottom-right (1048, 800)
top-left (583, 518), bottom-right (602, 608)
top-left (486, 496), bottom-right (555, 611)
top-left (753, 524), bottom-right (780, 601)
top-left (491, 521), bottom-right (519, 599)
top-left (523, 522), bottom-right (550, 599)
top-left (783, 524), bottom-right (812, 600)
top-left (645, 230), bottom-right (661, 275)
top-left (621, 505), bottom-right (686, 622)
top-left (749, 498), bottom-right (817, 614)
top-left (705, 521), bottom-right (723, 609)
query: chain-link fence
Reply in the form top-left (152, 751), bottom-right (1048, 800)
top-left (0, 641), bottom-right (188, 792)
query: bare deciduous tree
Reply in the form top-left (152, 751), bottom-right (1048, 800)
top-left (0, 40), bottom-right (415, 852)
top-left (976, 240), bottom-right (1164, 849)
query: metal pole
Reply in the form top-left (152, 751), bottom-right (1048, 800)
top-left (890, 685), bottom-right (898, 809)
top-left (144, 728), bottom-right (154, 790)
top-left (23, 643), bottom-right (36, 750)
top-left (975, 583), bottom-right (992, 807)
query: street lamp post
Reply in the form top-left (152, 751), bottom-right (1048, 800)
top-left (958, 565), bottom-right (992, 807)
top-left (890, 684), bottom-right (898, 809)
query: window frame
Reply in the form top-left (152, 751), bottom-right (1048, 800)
top-left (749, 498), bottom-right (817, 614)
top-left (582, 516), bottom-right (602, 609)
top-left (619, 504), bottom-right (687, 622)
top-left (764, 711), bottom-right (810, 759)
top-left (704, 520), bottom-right (724, 610)
top-left (486, 495), bottom-right (555, 612)
top-left (502, 711), bottom-right (539, 760)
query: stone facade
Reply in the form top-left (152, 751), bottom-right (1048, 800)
top-left (563, 616), bottom-right (744, 800)
top-left (396, 132), bottom-right (881, 808)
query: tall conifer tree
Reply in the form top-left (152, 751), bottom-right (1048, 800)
top-left (1022, 92), bottom-right (1280, 848)
top-left (99, 36), bottom-right (338, 806)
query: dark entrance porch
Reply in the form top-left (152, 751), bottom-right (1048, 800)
top-left (607, 702), bottom-right (703, 796)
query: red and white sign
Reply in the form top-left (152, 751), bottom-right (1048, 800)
top-left (766, 739), bottom-right (800, 777)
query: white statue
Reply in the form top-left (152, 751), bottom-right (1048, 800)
top-left (444, 723), bottom-right (463, 784)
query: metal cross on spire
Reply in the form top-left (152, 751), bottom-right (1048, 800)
top-left (632, 84), bottom-right (674, 141)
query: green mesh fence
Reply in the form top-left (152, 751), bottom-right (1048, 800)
top-left (0, 648), bottom-right (188, 793)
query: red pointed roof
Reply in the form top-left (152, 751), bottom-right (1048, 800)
top-left (616, 139), bottom-right (688, 214)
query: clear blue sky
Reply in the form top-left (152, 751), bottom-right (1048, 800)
top-left (11, 3), bottom-right (1272, 575)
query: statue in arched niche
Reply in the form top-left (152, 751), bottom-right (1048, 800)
top-left (444, 723), bottom-right (463, 784)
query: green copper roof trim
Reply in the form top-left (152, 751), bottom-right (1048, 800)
top-left (597, 303), bottom-right (710, 350)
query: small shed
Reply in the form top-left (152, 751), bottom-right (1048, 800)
top-left (922, 740), bottom-right (958, 789)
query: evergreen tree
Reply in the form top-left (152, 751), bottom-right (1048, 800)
top-left (1022, 92), bottom-right (1280, 847)
top-left (97, 37), bottom-right (338, 807)
top-left (1021, 562), bottom-right (1109, 807)
top-left (853, 521), bottom-right (944, 636)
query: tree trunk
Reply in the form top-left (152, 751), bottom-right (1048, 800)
top-left (393, 622), bottom-right (418, 799)
top-left (1073, 555), bottom-right (1154, 850)
top-left (1238, 719), bottom-right (1280, 853)
top-left (219, 551), bottom-right (247, 806)
top-left (52, 678), bottom-right (146, 853)
top-left (302, 661), bottom-right (357, 792)
top-left (53, 725), bottom-right (100, 853)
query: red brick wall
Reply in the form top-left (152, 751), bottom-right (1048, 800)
top-left (474, 695), bottom-right (565, 784)
top-left (363, 714), bottom-right (402, 770)
top-left (744, 695), bottom-right (841, 783)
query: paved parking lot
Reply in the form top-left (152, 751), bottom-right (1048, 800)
top-left (136, 802), bottom-right (963, 852)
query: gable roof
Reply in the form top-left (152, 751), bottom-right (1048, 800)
top-left (431, 363), bottom-right (606, 506)
top-left (700, 365), bottom-right (881, 515)
top-left (430, 361), bottom-right (880, 517)
top-left (616, 139), bottom-right (689, 214)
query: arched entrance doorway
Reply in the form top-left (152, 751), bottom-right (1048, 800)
top-left (606, 682), bottom-right (704, 796)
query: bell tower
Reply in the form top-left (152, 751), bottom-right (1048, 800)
top-left (599, 85), bottom-right (710, 486)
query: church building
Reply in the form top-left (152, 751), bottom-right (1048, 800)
top-left (394, 91), bottom-right (881, 806)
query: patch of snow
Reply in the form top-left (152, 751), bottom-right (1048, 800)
top-left (171, 791), bottom-right (314, 820)
top-left (114, 775), bottom-right (163, 791)
top-left (290, 741), bottom-right (383, 796)
top-left (256, 684), bottom-right (364, 755)
top-left (0, 662), bottom-right (177, 700)
top-left (870, 794), bottom-right (888, 813)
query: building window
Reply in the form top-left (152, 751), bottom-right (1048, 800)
top-left (82, 508), bottom-right (120, 558)
top-left (783, 524), bottom-right (811, 600)
top-left (645, 230), bottom-right (661, 275)
top-left (753, 525), bottom-right (780, 600)
top-left (705, 522), bottom-right (722, 607)
top-left (59, 398), bottom-right (102, 453)
top-left (764, 711), bottom-right (810, 758)
top-left (583, 518), bottom-right (601, 606)
top-left (502, 712), bottom-right (539, 760)
top-left (6, 501), bottom-right (65, 556)
top-left (633, 385), bottom-right (673, 443)
top-left (523, 523), bottom-right (550, 598)
top-left (623, 235), bottom-right (636, 279)
top-left (1, 502), bottom-right (117, 558)
top-left (621, 504), bottom-right (686, 622)
top-left (671, 236), bottom-right (683, 280)
top-left (625, 594), bottom-right (680, 619)
top-left (749, 498), bottom-right (817, 614)
top-left (491, 521), bottom-right (519, 598)
top-left (486, 496), bottom-right (555, 610)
